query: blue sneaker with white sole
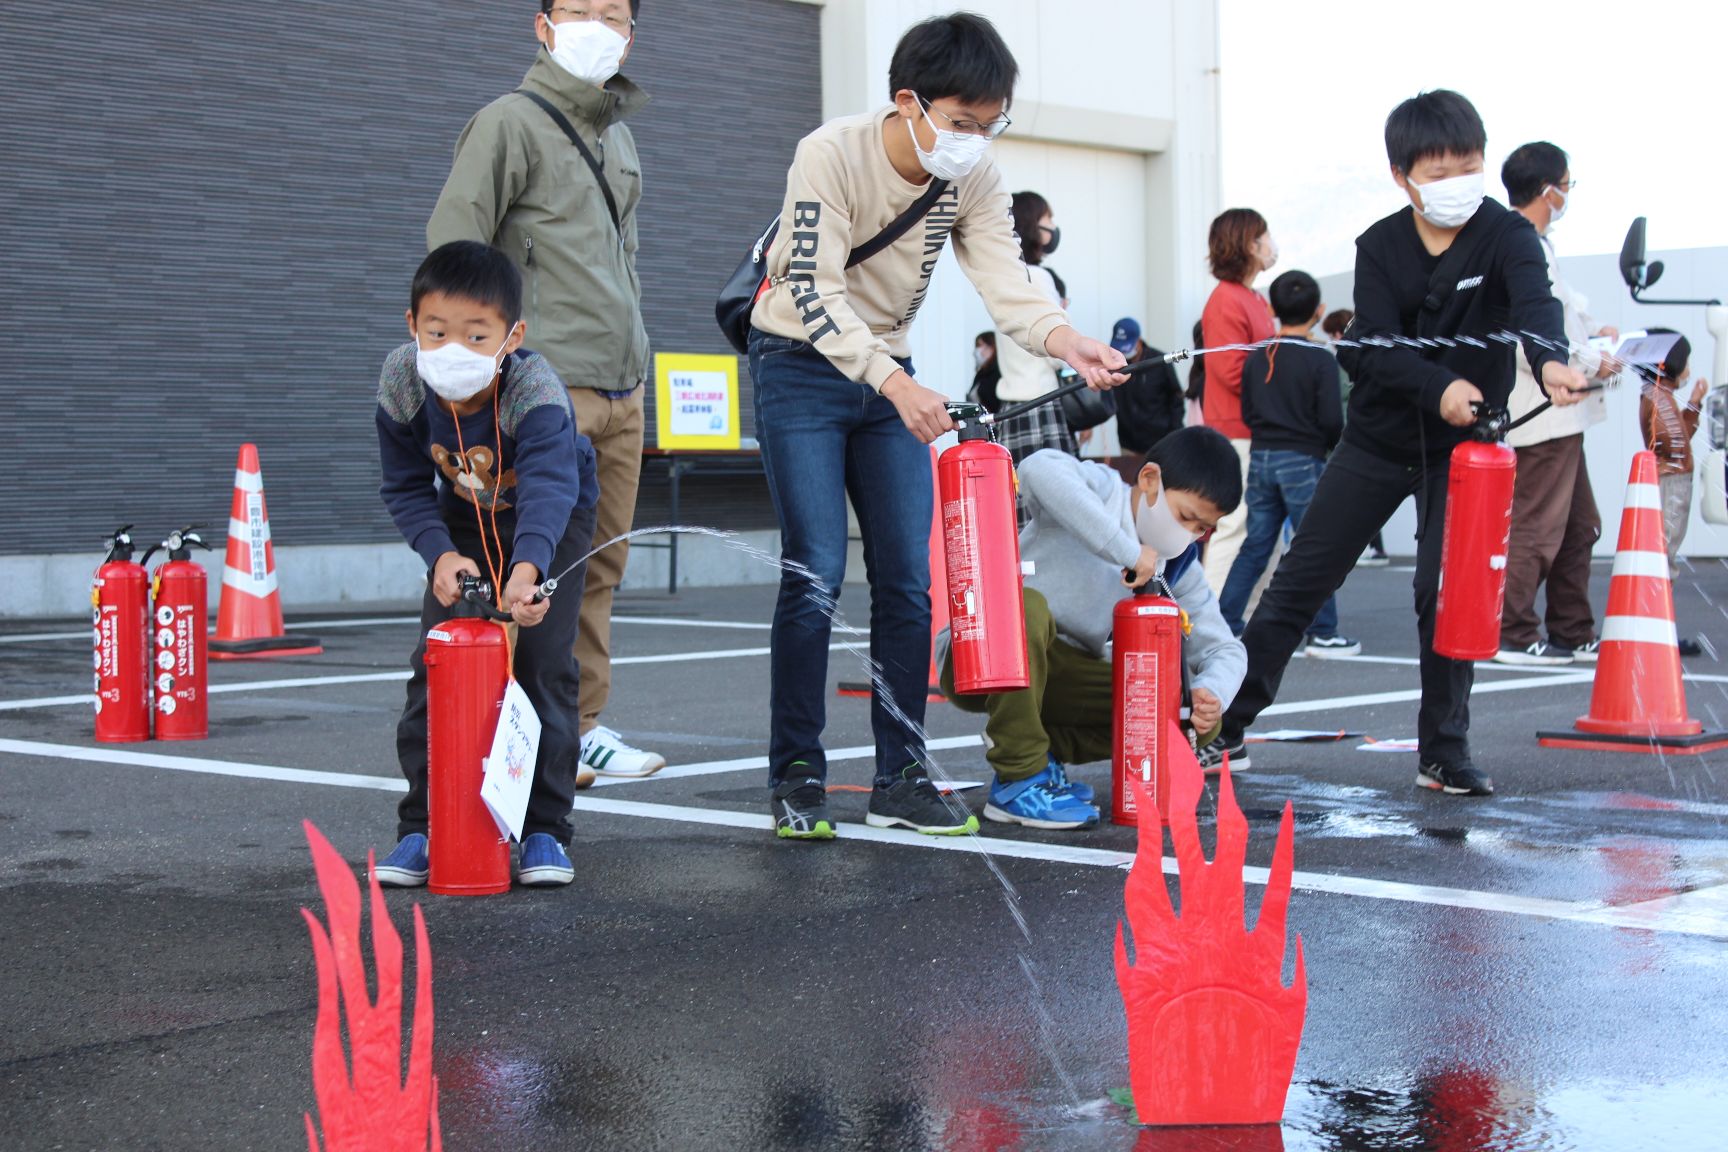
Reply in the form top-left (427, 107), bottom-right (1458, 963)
top-left (983, 764), bottom-right (1100, 830)
top-left (1042, 755), bottom-right (1094, 804)
top-left (374, 834), bottom-right (429, 888)
top-left (517, 833), bottom-right (575, 887)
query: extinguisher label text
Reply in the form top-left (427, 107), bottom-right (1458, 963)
top-left (942, 497), bottom-right (982, 641)
top-left (1119, 651), bottom-right (1162, 815)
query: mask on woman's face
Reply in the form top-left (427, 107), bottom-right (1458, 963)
top-left (1409, 171), bottom-right (1485, 229)
top-left (974, 346), bottom-right (990, 370)
top-left (1134, 488), bottom-right (1200, 561)
top-left (1259, 235), bottom-right (1278, 272)
top-left (1040, 224), bottom-right (1061, 257)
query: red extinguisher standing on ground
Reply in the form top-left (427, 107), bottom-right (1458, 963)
top-left (938, 409), bottom-right (1030, 694)
top-left (145, 527), bottom-right (212, 741)
top-left (1112, 581), bottom-right (1187, 826)
top-left (93, 526), bottom-right (151, 743)
top-left (424, 573), bottom-right (513, 896)
top-left (1434, 407), bottom-right (1518, 661)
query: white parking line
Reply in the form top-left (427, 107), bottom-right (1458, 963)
top-left (3, 735), bottom-right (1719, 939)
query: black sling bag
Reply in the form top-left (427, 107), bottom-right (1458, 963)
top-left (517, 90), bottom-right (623, 241)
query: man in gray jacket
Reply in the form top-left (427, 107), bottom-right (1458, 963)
top-left (939, 429), bottom-right (1247, 831)
top-left (429, 0), bottom-right (663, 779)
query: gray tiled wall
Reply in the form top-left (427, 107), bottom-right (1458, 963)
top-left (2, 0), bottom-right (819, 556)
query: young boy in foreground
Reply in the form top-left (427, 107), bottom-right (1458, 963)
top-left (941, 428), bottom-right (1247, 830)
top-left (1205, 90), bottom-right (1587, 797)
top-left (373, 241), bottom-right (599, 888)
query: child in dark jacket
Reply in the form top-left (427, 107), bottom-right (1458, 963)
top-left (372, 241), bottom-right (599, 889)
top-left (1203, 90), bottom-right (1587, 796)
top-left (1220, 271), bottom-right (1354, 655)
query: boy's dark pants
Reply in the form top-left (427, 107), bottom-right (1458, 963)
top-left (1222, 440), bottom-right (1473, 766)
top-left (395, 508), bottom-right (596, 846)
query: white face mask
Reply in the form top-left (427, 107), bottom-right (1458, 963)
top-left (1261, 236), bottom-right (1279, 272)
top-left (1544, 184), bottom-right (1569, 225)
top-left (974, 346), bottom-right (990, 370)
top-left (1409, 171), bottom-right (1484, 229)
top-left (906, 104), bottom-right (993, 182)
top-left (1134, 489), bottom-right (1200, 561)
top-left (417, 337), bottom-right (507, 403)
top-left (545, 17), bottom-right (629, 88)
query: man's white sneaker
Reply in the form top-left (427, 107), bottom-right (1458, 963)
top-left (580, 726), bottom-right (666, 778)
top-left (1494, 641), bottom-right (1573, 667)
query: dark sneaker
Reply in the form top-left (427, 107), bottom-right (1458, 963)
top-left (983, 764), bottom-right (1099, 830)
top-left (1196, 736), bottom-right (1250, 775)
top-left (1679, 637), bottom-right (1704, 658)
top-left (517, 833), bottom-right (575, 886)
top-left (1494, 641), bottom-right (1573, 666)
top-left (771, 774), bottom-right (834, 840)
top-left (867, 768), bottom-right (980, 835)
top-left (1043, 755), bottom-right (1095, 804)
top-left (1305, 634), bottom-right (1362, 658)
top-left (1416, 760), bottom-right (1495, 796)
top-left (374, 834), bottom-right (429, 888)
top-left (1570, 638), bottom-right (1601, 663)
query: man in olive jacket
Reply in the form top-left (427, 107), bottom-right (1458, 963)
top-left (428, 0), bottom-right (664, 780)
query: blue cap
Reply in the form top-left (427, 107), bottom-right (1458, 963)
top-left (1111, 317), bottom-right (1141, 356)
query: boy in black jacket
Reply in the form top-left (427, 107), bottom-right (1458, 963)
top-left (1220, 271), bottom-right (1354, 655)
top-left (1203, 90), bottom-right (1587, 797)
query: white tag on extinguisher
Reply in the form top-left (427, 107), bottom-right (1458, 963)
top-left (480, 679), bottom-right (541, 842)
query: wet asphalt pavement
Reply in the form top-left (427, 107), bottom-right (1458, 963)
top-left (4, 557), bottom-right (1728, 1150)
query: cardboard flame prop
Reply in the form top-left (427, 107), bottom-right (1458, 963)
top-left (1114, 725), bottom-right (1306, 1127)
top-left (301, 821), bottom-right (443, 1151)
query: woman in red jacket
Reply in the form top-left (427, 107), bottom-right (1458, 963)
top-left (1199, 208), bottom-right (1278, 592)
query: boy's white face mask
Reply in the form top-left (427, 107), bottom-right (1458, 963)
top-left (907, 104), bottom-right (993, 182)
top-left (546, 18), bottom-right (628, 88)
top-left (1409, 171), bottom-right (1484, 229)
top-left (1134, 490), bottom-right (1200, 561)
top-left (417, 338), bottom-right (506, 403)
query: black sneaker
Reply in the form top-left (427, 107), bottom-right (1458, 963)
top-left (1196, 737), bottom-right (1250, 775)
top-left (771, 774), bottom-right (834, 840)
top-left (1416, 760), bottom-right (1495, 796)
top-left (1679, 637), bottom-right (1704, 658)
top-left (867, 767), bottom-right (980, 835)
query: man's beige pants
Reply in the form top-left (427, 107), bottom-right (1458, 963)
top-left (567, 386), bottom-right (645, 736)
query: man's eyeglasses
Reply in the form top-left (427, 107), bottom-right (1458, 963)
top-left (547, 5), bottom-right (634, 36)
top-left (916, 94), bottom-right (1011, 140)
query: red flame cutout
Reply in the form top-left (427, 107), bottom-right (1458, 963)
top-left (301, 821), bottom-right (443, 1151)
top-left (1115, 722), bottom-right (1306, 1127)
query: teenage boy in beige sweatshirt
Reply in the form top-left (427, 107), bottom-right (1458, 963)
top-left (747, 12), bottom-right (1127, 840)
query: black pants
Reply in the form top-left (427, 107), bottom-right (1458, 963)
top-left (1222, 440), bottom-right (1472, 766)
top-left (395, 508), bottom-right (596, 846)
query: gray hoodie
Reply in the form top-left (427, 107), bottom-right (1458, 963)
top-left (427, 50), bottom-right (650, 393)
top-left (1016, 450), bottom-right (1246, 707)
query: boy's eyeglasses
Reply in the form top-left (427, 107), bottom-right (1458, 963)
top-left (546, 5), bottom-right (634, 35)
top-left (916, 94), bottom-right (1011, 140)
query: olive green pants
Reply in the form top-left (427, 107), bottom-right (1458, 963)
top-left (941, 588), bottom-right (1115, 782)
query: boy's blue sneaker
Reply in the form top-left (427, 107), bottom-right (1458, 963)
top-left (1043, 755), bottom-right (1095, 804)
top-left (983, 765), bottom-right (1099, 831)
top-left (374, 834), bottom-right (429, 888)
top-left (517, 834), bottom-right (575, 887)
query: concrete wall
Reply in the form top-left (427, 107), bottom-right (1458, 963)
top-left (1318, 244), bottom-right (1728, 558)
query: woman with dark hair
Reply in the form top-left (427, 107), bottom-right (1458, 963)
top-left (968, 330), bottom-right (1001, 413)
top-left (1198, 206), bottom-right (1278, 592)
top-left (993, 190), bottom-right (1075, 463)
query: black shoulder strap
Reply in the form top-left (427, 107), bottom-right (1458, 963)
top-left (846, 179), bottom-right (951, 269)
top-left (516, 89), bottom-right (623, 239)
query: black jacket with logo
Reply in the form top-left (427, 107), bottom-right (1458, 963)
top-left (1337, 200), bottom-right (1567, 464)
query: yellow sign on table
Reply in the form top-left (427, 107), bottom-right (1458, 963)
top-left (654, 352), bottom-right (741, 450)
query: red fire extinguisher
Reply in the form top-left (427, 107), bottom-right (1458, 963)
top-left (424, 573), bottom-right (513, 896)
top-left (1434, 408), bottom-right (1518, 661)
top-left (939, 412), bottom-right (1030, 694)
top-left (1112, 583), bottom-right (1186, 826)
top-left (144, 527), bottom-right (212, 742)
top-left (93, 526), bottom-right (151, 743)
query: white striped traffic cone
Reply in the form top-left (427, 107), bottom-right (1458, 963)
top-left (209, 444), bottom-right (323, 660)
top-left (1538, 451), bottom-right (1727, 754)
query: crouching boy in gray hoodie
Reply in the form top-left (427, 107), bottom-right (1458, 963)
top-left (941, 427), bottom-right (1247, 830)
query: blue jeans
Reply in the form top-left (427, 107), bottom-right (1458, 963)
top-left (1219, 449), bottom-right (1340, 638)
top-left (748, 330), bottom-right (933, 787)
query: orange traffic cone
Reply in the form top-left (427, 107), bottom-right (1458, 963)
top-left (209, 444), bottom-right (323, 660)
top-left (1538, 451), bottom-right (1727, 754)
